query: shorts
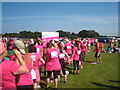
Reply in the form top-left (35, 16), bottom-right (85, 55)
top-left (95, 52), bottom-right (101, 58)
top-left (17, 85), bottom-right (33, 90)
top-left (68, 54), bottom-right (72, 57)
top-left (46, 70), bottom-right (60, 79)
top-left (91, 43), bottom-right (94, 46)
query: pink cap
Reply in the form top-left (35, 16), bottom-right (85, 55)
top-left (0, 42), bottom-right (6, 54)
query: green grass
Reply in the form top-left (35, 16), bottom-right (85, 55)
top-left (39, 44), bottom-right (119, 89)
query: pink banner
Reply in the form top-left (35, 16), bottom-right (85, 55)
top-left (42, 32), bottom-right (59, 47)
top-left (42, 36), bottom-right (59, 41)
top-left (42, 37), bottom-right (59, 47)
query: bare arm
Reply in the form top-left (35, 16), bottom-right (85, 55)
top-left (40, 58), bottom-right (45, 64)
top-left (43, 49), bottom-right (46, 61)
top-left (13, 49), bottom-right (28, 75)
top-left (41, 51), bottom-right (43, 57)
top-left (72, 51), bottom-right (75, 58)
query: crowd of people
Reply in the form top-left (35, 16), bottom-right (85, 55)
top-left (105, 39), bottom-right (120, 53)
top-left (0, 37), bottom-right (119, 89)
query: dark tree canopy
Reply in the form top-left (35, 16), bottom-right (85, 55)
top-left (2, 29), bottom-right (102, 39)
top-left (56, 30), bottom-right (78, 39)
top-left (3, 33), bottom-right (19, 37)
top-left (56, 30), bottom-right (69, 37)
top-left (78, 30), bottom-right (100, 38)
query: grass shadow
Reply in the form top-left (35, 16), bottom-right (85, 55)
top-left (39, 82), bottom-right (46, 88)
top-left (84, 61), bottom-right (96, 63)
top-left (92, 82), bottom-right (120, 89)
top-left (41, 76), bottom-right (46, 81)
top-left (66, 66), bottom-right (73, 70)
top-left (39, 76), bottom-right (46, 88)
top-left (109, 80), bottom-right (120, 83)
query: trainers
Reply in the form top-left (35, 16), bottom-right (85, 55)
top-left (50, 80), bottom-right (53, 83)
top-left (64, 81), bottom-right (67, 83)
top-left (58, 81), bottom-right (60, 83)
top-left (37, 85), bottom-right (41, 88)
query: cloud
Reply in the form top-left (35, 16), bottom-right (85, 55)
top-left (3, 15), bottom-right (117, 24)
top-left (2, 16), bottom-right (63, 20)
top-left (2, 0), bottom-right (120, 2)
top-left (66, 15), bottom-right (118, 24)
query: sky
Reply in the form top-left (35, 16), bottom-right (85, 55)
top-left (1, 0), bottom-right (120, 2)
top-left (1, 1), bottom-right (119, 36)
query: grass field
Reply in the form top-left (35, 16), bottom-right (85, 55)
top-left (39, 43), bottom-right (120, 89)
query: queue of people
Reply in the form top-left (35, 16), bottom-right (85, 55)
top-left (0, 37), bottom-right (119, 89)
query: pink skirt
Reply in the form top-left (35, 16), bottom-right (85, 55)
top-left (34, 69), bottom-right (40, 82)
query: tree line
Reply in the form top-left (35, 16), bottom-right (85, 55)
top-left (2, 30), bottom-right (107, 39)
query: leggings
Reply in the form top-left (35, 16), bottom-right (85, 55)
top-left (73, 60), bottom-right (80, 70)
top-left (59, 59), bottom-right (66, 75)
top-left (80, 51), bottom-right (86, 61)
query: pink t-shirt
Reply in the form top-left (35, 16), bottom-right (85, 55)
top-left (35, 45), bottom-right (44, 68)
top-left (73, 47), bottom-right (81, 61)
top-left (59, 52), bottom-right (66, 59)
top-left (64, 43), bottom-right (73, 54)
top-left (87, 40), bottom-right (91, 44)
top-left (16, 59), bottom-right (33, 86)
top-left (0, 60), bottom-right (20, 88)
top-left (24, 41), bottom-right (29, 44)
top-left (81, 43), bottom-right (87, 52)
top-left (10, 55), bottom-right (16, 61)
top-left (9, 45), bottom-right (13, 49)
top-left (45, 48), bottom-right (61, 71)
top-left (80, 41), bottom-right (83, 44)
top-left (91, 39), bottom-right (94, 43)
top-left (10, 41), bottom-right (14, 44)
top-left (35, 45), bottom-right (43, 56)
top-left (29, 53), bottom-right (41, 69)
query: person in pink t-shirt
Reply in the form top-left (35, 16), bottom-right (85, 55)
top-left (28, 44), bottom-right (45, 89)
top-left (64, 39), bottom-right (73, 56)
top-left (72, 40), bottom-right (81, 74)
top-left (87, 38), bottom-right (91, 52)
top-left (94, 39), bottom-right (102, 64)
top-left (44, 42), bottom-right (61, 88)
top-left (34, 40), bottom-right (44, 68)
top-left (80, 38), bottom-right (87, 62)
top-left (0, 42), bottom-right (28, 89)
top-left (34, 40), bottom-right (43, 57)
top-left (16, 54), bottom-right (34, 90)
top-left (12, 40), bottom-right (34, 90)
top-left (64, 40), bottom-right (73, 65)
top-left (58, 42), bottom-right (69, 83)
top-left (91, 38), bottom-right (95, 46)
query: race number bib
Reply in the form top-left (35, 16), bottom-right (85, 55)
top-left (59, 53), bottom-right (65, 58)
top-left (51, 51), bottom-right (58, 58)
top-left (37, 48), bottom-right (40, 53)
top-left (77, 50), bottom-right (81, 54)
top-left (67, 46), bottom-right (71, 49)
top-left (31, 55), bottom-right (36, 61)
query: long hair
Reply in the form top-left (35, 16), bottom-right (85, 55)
top-left (58, 42), bottom-right (64, 53)
top-left (28, 44), bottom-right (37, 53)
top-left (75, 40), bottom-right (80, 50)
